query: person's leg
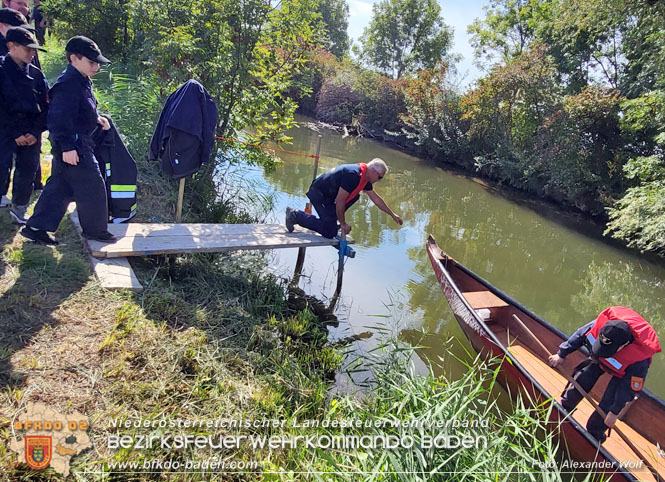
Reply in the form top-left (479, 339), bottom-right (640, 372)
top-left (292, 190), bottom-right (338, 238)
top-left (0, 138), bottom-right (16, 203)
top-left (560, 361), bottom-right (604, 411)
top-left (11, 143), bottom-right (40, 206)
top-left (586, 375), bottom-right (627, 443)
top-left (25, 166), bottom-right (72, 233)
top-left (70, 153), bottom-right (109, 236)
top-left (34, 160), bottom-right (43, 190)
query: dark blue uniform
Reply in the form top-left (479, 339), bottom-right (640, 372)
top-left (0, 54), bottom-right (48, 206)
top-left (294, 164), bottom-right (373, 238)
top-left (1, 31), bottom-right (44, 192)
top-left (0, 35), bottom-right (7, 57)
top-left (557, 321), bottom-right (649, 443)
top-left (27, 64), bottom-right (108, 235)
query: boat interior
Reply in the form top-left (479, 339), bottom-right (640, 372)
top-left (442, 256), bottom-right (665, 481)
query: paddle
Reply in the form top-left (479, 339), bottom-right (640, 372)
top-left (511, 313), bottom-right (663, 482)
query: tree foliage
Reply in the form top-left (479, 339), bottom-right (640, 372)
top-left (535, 86), bottom-right (624, 212)
top-left (400, 63), bottom-right (467, 161)
top-left (41, 0), bottom-right (132, 58)
top-left (44, 0), bottom-right (323, 147)
top-left (467, 0), bottom-right (535, 68)
top-left (318, 0), bottom-right (350, 58)
top-left (606, 90), bottom-right (665, 252)
top-left (358, 0), bottom-right (453, 78)
top-left (461, 44), bottom-right (560, 165)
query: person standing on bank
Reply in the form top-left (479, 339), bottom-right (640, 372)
top-left (0, 27), bottom-right (48, 224)
top-left (548, 306), bottom-right (661, 444)
top-left (285, 158), bottom-right (403, 239)
top-left (0, 7), bottom-right (32, 56)
top-left (21, 36), bottom-right (116, 245)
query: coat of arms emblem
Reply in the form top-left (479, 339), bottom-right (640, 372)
top-left (25, 436), bottom-right (52, 470)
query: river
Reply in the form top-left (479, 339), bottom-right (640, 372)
top-left (240, 115), bottom-right (665, 399)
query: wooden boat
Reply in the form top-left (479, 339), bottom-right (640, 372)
top-left (426, 235), bottom-right (665, 481)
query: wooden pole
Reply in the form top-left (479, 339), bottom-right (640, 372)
top-left (293, 135), bottom-right (323, 283)
top-left (511, 314), bottom-right (663, 481)
top-left (175, 178), bottom-right (186, 223)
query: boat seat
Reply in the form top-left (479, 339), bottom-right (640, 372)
top-left (462, 291), bottom-right (509, 309)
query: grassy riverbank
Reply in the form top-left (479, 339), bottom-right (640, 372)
top-left (0, 41), bottom-right (595, 481)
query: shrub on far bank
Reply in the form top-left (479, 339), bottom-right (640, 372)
top-left (316, 69), bottom-right (363, 124)
top-left (534, 86), bottom-right (625, 214)
top-left (400, 63), bottom-right (468, 163)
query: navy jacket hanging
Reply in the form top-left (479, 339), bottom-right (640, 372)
top-left (93, 117), bottom-right (138, 222)
top-left (149, 79), bottom-right (218, 180)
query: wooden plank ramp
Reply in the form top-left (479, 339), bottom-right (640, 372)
top-left (86, 223), bottom-right (347, 259)
top-left (69, 211), bottom-right (143, 291)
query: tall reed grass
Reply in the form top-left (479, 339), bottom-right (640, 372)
top-left (280, 339), bottom-right (601, 482)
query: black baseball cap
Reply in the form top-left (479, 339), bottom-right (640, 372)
top-left (6, 26), bottom-right (45, 51)
top-left (0, 8), bottom-right (34, 30)
top-left (65, 36), bottom-right (110, 64)
top-left (592, 320), bottom-right (634, 358)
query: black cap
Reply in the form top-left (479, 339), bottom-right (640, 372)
top-left (65, 36), bottom-right (110, 64)
top-left (0, 7), bottom-right (34, 30)
top-left (6, 26), bottom-right (45, 51)
top-left (592, 320), bottom-right (634, 358)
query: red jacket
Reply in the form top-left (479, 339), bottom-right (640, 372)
top-left (586, 306), bottom-right (661, 377)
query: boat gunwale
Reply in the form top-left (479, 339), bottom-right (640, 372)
top-left (426, 234), bottom-right (648, 482)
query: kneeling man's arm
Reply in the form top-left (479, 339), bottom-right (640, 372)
top-left (366, 190), bottom-right (403, 225)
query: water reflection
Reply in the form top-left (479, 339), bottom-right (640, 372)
top-left (258, 115), bottom-right (665, 398)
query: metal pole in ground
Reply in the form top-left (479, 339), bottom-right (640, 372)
top-left (175, 178), bottom-right (186, 223)
top-left (293, 135), bottom-right (323, 283)
top-left (328, 231), bottom-right (346, 310)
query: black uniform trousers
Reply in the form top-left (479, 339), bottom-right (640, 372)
top-left (293, 188), bottom-right (339, 239)
top-left (560, 360), bottom-right (626, 443)
top-left (0, 136), bottom-right (40, 205)
top-left (27, 149), bottom-right (108, 235)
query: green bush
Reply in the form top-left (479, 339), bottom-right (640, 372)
top-left (315, 69), bottom-right (363, 124)
top-left (534, 86), bottom-right (625, 213)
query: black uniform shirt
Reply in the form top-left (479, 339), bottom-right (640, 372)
top-left (0, 53), bottom-right (48, 139)
top-left (47, 64), bottom-right (100, 154)
top-left (310, 163), bottom-right (373, 208)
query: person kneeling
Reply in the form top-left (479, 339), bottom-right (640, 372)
top-left (285, 158), bottom-right (402, 239)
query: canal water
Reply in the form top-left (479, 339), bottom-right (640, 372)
top-left (243, 116), bottom-right (665, 399)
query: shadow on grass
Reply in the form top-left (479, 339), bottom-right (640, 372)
top-left (0, 218), bottom-right (90, 388)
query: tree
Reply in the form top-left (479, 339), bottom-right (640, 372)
top-left (605, 90), bottom-right (665, 252)
top-left (534, 85), bottom-right (625, 212)
top-left (318, 0), bottom-right (350, 58)
top-left (400, 63), bottom-right (467, 162)
top-left (358, 0), bottom-right (453, 79)
top-left (467, 0), bottom-right (535, 68)
top-left (461, 44), bottom-right (560, 160)
top-left (41, 0), bottom-right (133, 58)
top-left (468, 0), bottom-right (628, 92)
top-left (620, 0), bottom-right (665, 96)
